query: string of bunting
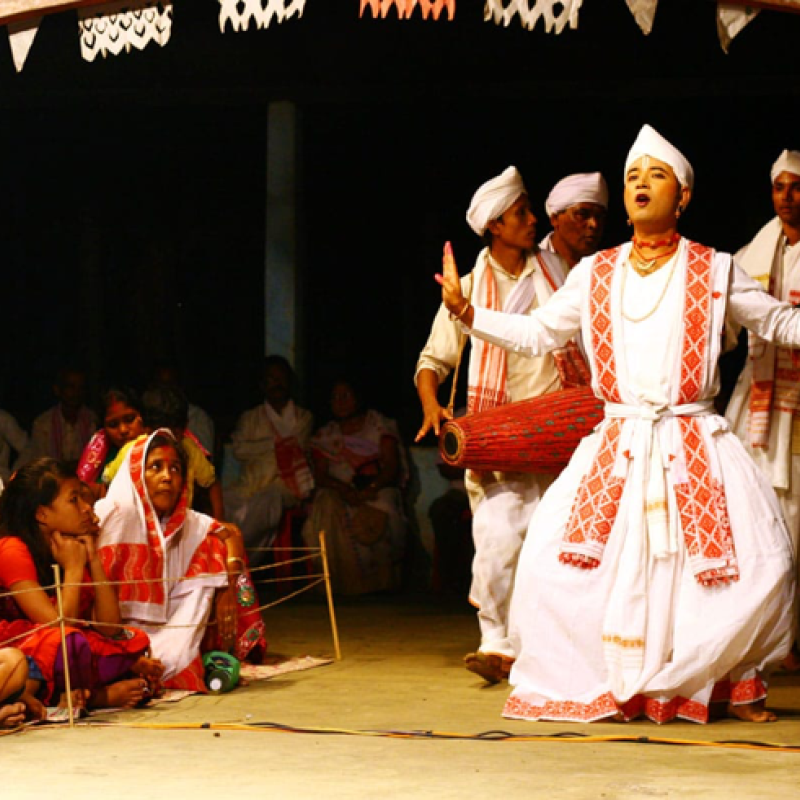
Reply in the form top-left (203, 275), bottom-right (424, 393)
top-left (3, 0), bottom-right (784, 73)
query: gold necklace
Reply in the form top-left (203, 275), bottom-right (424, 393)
top-left (621, 255), bottom-right (679, 323)
top-left (629, 242), bottom-right (680, 277)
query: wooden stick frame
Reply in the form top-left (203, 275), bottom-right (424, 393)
top-left (318, 530), bottom-right (342, 661)
top-left (53, 564), bottom-right (75, 729)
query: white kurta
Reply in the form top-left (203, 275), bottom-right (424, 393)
top-left (468, 239), bottom-right (797, 722)
top-left (416, 248), bottom-right (565, 657)
top-left (726, 219), bottom-right (800, 620)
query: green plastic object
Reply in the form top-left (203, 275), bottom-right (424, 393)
top-left (202, 651), bottom-right (241, 694)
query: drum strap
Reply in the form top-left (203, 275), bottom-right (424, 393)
top-left (447, 272), bottom-right (473, 415)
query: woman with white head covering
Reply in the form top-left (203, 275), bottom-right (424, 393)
top-left (435, 124), bottom-right (799, 723)
top-left (97, 429), bottom-right (266, 690)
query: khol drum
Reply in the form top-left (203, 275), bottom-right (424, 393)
top-left (440, 387), bottom-right (604, 474)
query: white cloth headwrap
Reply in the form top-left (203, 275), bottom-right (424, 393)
top-left (545, 172), bottom-right (609, 217)
top-left (624, 124), bottom-right (694, 192)
top-left (466, 166), bottom-right (526, 236)
top-left (771, 150), bottom-right (800, 182)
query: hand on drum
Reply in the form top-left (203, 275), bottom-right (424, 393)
top-left (414, 400), bottom-right (452, 443)
top-left (435, 242), bottom-right (470, 320)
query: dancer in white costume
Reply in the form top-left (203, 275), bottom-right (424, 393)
top-left (436, 124), bottom-right (797, 723)
top-left (416, 167), bottom-right (590, 683)
top-left (725, 150), bottom-right (800, 668)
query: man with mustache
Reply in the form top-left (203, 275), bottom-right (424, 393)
top-left (726, 150), bottom-right (800, 670)
top-left (539, 172), bottom-right (609, 270)
top-left (415, 166), bottom-right (586, 683)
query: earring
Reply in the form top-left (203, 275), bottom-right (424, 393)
top-left (626, 219), bottom-right (632, 226)
top-left (676, 207), bottom-right (683, 218)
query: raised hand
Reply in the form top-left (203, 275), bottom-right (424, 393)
top-left (435, 241), bottom-right (468, 317)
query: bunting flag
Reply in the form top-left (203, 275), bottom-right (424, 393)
top-left (360, 0), bottom-right (455, 20)
top-left (77, 1), bottom-right (173, 62)
top-left (219, 0), bottom-right (306, 32)
top-left (7, 15), bottom-right (41, 71)
top-left (484, 0), bottom-right (583, 34)
top-left (624, 0), bottom-right (658, 35)
top-left (716, 3), bottom-right (760, 52)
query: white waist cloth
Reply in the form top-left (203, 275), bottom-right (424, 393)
top-left (601, 400), bottom-right (715, 560)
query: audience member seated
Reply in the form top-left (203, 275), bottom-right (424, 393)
top-left (302, 376), bottom-right (408, 595)
top-left (224, 355), bottom-right (314, 567)
top-left (0, 647), bottom-right (44, 728)
top-left (76, 386), bottom-right (145, 500)
top-left (148, 362), bottom-right (216, 456)
top-left (0, 459), bottom-right (162, 710)
top-left (21, 367), bottom-right (98, 468)
top-left (0, 408), bottom-right (28, 486)
top-left (97, 430), bottom-right (266, 691)
top-left (102, 385), bottom-right (225, 521)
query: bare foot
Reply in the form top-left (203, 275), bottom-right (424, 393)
top-left (57, 689), bottom-right (91, 710)
top-left (464, 652), bottom-right (513, 684)
top-left (0, 702), bottom-right (26, 729)
top-left (728, 700), bottom-right (777, 723)
top-left (90, 679), bottom-right (149, 710)
top-left (131, 656), bottom-right (165, 681)
top-left (21, 691), bottom-right (45, 722)
top-left (131, 656), bottom-right (165, 697)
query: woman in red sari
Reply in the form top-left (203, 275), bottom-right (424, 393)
top-left (0, 459), bottom-right (163, 711)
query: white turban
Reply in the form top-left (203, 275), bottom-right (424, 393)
top-left (771, 150), bottom-right (800, 182)
top-left (545, 172), bottom-right (609, 217)
top-left (466, 166), bottom-right (526, 236)
top-left (624, 124), bottom-right (694, 192)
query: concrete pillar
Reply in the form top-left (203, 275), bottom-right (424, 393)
top-left (264, 101), bottom-right (302, 368)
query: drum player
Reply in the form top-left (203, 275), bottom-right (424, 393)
top-left (414, 166), bottom-right (608, 683)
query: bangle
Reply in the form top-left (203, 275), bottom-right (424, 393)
top-left (227, 557), bottom-right (245, 569)
top-left (454, 301), bottom-right (471, 321)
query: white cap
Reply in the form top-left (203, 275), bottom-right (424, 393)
top-left (466, 166), bottom-right (527, 236)
top-left (624, 124), bottom-right (694, 192)
top-left (545, 172), bottom-right (608, 217)
top-left (771, 150), bottom-right (800, 182)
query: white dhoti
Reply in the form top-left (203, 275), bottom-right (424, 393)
top-left (467, 470), bottom-right (552, 658)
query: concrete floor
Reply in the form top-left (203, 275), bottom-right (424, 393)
top-left (3, 591), bottom-right (799, 800)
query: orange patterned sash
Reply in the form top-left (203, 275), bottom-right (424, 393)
top-left (559, 242), bottom-right (738, 585)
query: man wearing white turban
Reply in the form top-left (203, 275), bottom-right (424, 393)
top-left (415, 166), bottom-right (589, 683)
top-left (726, 149), bottom-right (800, 670)
top-left (435, 124), bottom-right (797, 724)
top-left (539, 172), bottom-right (609, 269)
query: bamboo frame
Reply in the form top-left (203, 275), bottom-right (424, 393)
top-left (318, 531), bottom-right (341, 661)
top-left (53, 564), bottom-right (75, 729)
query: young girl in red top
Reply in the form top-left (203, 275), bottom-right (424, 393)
top-left (0, 459), bottom-right (164, 713)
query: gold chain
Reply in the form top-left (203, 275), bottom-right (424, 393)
top-left (621, 255), bottom-right (679, 323)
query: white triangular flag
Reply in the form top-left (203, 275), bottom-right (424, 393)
top-left (625, 0), bottom-right (658, 35)
top-left (716, 4), bottom-right (759, 53)
top-left (8, 16), bottom-right (41, 72)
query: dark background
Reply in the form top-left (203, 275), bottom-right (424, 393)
top-left (0, 0), bottom-right (799, 443)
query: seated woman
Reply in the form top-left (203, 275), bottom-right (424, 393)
top-left (77, 386), bottom-right (145, 500)
top-left (0, 460), bottom-right (161, 711)
top-left (97, 430), bottom-right (265, 692)
top-left (302, 377), bottom-right (408, 595)
top-left (0, 647), bottom-right (43, 728)
top-left (102, 385), bottom-right (225, 521)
